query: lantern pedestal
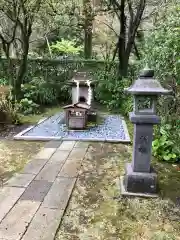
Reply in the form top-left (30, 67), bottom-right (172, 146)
top-left (121, 68), bottom-right (171, 198)
top-left (121, 114), bottom-right (159, 197)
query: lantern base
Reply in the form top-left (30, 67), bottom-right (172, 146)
top-left (120, 176), bottom-right (158, 198)
top-left (121, 163), bottom-right (158, 197)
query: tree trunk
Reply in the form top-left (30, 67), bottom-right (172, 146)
top-left (84, 20), bottom-right (93, 59)
top-left (83, 0), bottom-right (93, 59)
top-left (14, 37), bottom-right (29, 99)
top-left (1, 41), bottom-right (14, 85)
top-left (118, 0), bottom-right (127, 77)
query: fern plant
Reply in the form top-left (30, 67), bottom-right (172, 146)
top-left (51, 39), bottom-right (83, 56)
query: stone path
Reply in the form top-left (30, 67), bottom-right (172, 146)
top-left (0, 140), bottom-right (89, 240)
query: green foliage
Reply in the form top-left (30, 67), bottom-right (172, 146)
top-left (19, 75), bottom-right (71, 114)
top-left (143, 2), bottom-right (180, 162)
top-left (51, 39), bottom-right (83, 56)
top-left (0, 78), bottom-right (8, 85)
top-left (94, 63), bottom-right (133, 115)
top-left (152, 124), bottom-right (180, 162)
top-left (18, 98), bottom-right (39, 115)
top-left (21, 78), bottom-right (57, 105)
top-left (142, 3), bottom-right (180, 83)
top-left (20, 78), bottom-right (57, 114)
top-left (142, 2), bottom-right (180, 120)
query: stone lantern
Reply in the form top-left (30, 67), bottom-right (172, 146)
top-left (121, 68), bottom-right (171, 197)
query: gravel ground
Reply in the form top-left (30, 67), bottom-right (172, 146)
top-left (21, 113), bottom-right (129, 142)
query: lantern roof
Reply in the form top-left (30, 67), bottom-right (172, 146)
top-left (125, 68), bottom-right (172, 95)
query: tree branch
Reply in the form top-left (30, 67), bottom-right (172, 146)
top-left (97, 20), bottom-right (119, 37)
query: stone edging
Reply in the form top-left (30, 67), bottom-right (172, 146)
top-left (14, 117), bottom-right (131, 143)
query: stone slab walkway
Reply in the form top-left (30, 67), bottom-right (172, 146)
top-left (0, 140), bottom-right (89, 240)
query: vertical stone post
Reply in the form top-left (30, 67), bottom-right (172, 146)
top-left (121, 68), bottom-right (171, 197)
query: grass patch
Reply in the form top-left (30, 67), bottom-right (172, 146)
top-left (19, 106), bottom-right (62, 124)
top-left (0, 140), bottom-right (44, 184)
top-left (125, 116), bottom-right (134, 140)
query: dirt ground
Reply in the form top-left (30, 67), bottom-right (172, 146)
top-left (56, 142), bottom-right (180, 240)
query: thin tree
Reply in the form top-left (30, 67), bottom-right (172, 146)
top-left (0, 0), bottom-right (43, 97)
top-left (108, 0), bottom-right (146, 77)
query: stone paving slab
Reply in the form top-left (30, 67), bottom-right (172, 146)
top-left (68, 147), bottom-right (88, 160)
top-left (22, 159), bottom-right (48, 175)
top-left (20, 180), bottom-right (53, 202)
top-left (58, 141), bottom-right (75, 151)
top-left (44, 141), bottom-right (62, 149)
top-left (49, 150), bottom-right (70, 163)
top-left (35, 162), bottom-right (63, 182)
top-left (58, 159), bottom-right (82, 178)
top-left (0, 187), bottom-right (25, 223)
top-left (35, 148), bottom-right (56, 160)
top-left (5, 173), bottom-right (35, 188)
top-left (0, 140), bottom-right (90, 240)
top-left (74, 141), bottom-right (90, 148)
top-left (21, 207), bottom-right (64, 240)
top-left (0, 200), bottom-right (40, 240)
top-left (42, 177), bottom-right (76, 210)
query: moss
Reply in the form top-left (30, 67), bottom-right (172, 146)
top-left (56, 143), bottom-right (180, 240)
top-left (19, 106), bottom-right (62, 124)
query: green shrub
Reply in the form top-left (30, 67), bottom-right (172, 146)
top-left (143, 2), bottom-right (180, 162)
top-left (18, 98), bottom-right (40, 115)
top-left (21, 82), bottom-right (57, 105)
top-left (152, 124), bottom-right (180, 162)
top-left (142, 3), bottom-right (180, 84)
top-left (94, 64), bottom-right (133, 115)
top-left (21, 76), bottom-right (70, 106)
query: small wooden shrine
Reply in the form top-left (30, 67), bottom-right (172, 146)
top-left (63, 71), bottom-right (97, 130)
top-left (63, 103), bottom-right (90, 130)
